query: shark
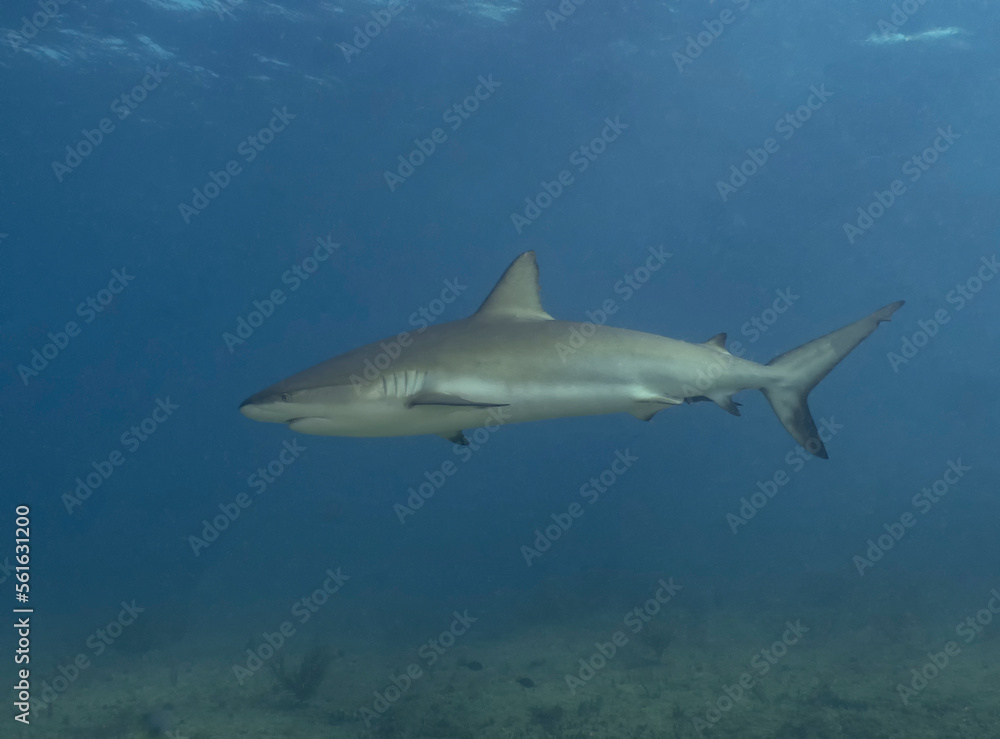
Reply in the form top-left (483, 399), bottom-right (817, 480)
top-left (240, 252), bottom-right (903, 458)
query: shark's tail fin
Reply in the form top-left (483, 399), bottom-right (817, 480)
top-left (761, 301), bottom-right (904, 458)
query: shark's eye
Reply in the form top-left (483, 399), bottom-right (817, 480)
top-left (280, 392), bottom-right (291, 402)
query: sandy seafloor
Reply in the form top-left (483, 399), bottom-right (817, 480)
top-left (20, 571), bottom-right (1000, 739)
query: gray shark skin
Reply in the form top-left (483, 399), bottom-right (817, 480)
top-left (240, 252), bottom-right (903, 458)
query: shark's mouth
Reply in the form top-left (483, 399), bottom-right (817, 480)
top-left (287, 417), bottom-right (341, 435)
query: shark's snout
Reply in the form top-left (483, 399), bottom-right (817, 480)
top-left (239, 396), bottom-right (279, 422)
top-left (240, 389), bottom-right (318, 426)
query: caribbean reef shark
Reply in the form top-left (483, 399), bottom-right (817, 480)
top-left (240, 252), bottom-right (902, 457)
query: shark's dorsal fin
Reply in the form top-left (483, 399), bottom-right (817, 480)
top-left (474, 251), bottom-right (554, 321)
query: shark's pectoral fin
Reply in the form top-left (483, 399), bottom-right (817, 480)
top-left (629, 393), bottom-right (683, 421)
top-left (406, 391), bottom-right (510, 409)
top-left (438, 430), bottom-right (470, 445)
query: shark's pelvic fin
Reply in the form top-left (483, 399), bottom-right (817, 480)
top-left (629, 407), bottom-right (662, 421)
top-left (683, 393), bottom-right (741, 416)
top-left (474, 251), bottom-right (554, 322)
top-left (438, 430), bottom-right (470, 445)
top-left (629, 393), bottom-right (684, 421)
top-left (407, 391), bottom-right (509, 408)
top-left (762, 300), bottom-right (904, 459)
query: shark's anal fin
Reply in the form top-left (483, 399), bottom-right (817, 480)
top-left (439, 431), bottom-right (470, 445)
top-left (713, 395), bottom-right (742, 416)
top-left (407, 391), bottom-right (510, 409)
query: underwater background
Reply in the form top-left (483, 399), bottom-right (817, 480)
top-left (2, 0), bottom-right (999, 736)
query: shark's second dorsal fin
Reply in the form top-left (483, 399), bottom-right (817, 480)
top-left (474, 251), bottom-right (554, 321)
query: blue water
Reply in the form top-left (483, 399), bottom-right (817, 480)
top-left (2, 1), bottom-right (999, 736)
